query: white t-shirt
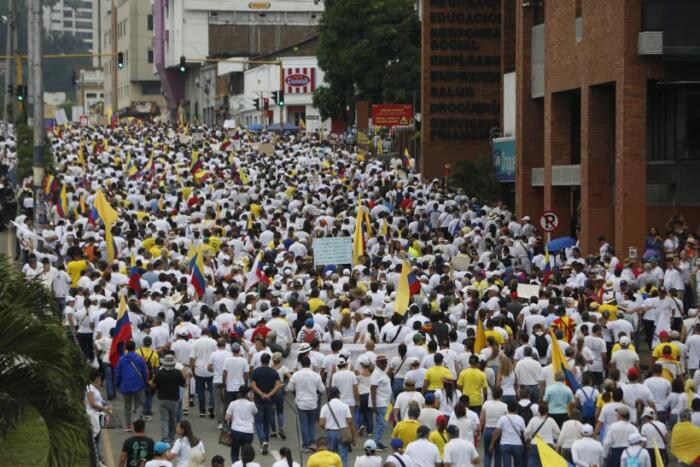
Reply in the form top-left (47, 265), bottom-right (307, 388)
top-left (320, 398), bottom-right (352, 429)
top-left (443, 438), bottom-right (480, 467)
top-left (644, 376), bottom-right (671, 409)
top-left (331, 369), bottom-right (359, 407)
top-left (232, 462), bottom-right (261, 467)
top-left (170, 438), bottom-right (205, 467)
top-left (143, 460), bottom-right (173, 467)
top-left (226, 399), bottom-right (257, 433)
top-left (611, 349), bottom-right (639, 383)
top-left (353, 455), bottom-right (383, 467)
top-left (404, 438), bottom-right (441, 467)
top-left (394, 391), bottom-right (425, 420)
top-left (495, 414), bottom-right (526, 446)
top-left (368, 368), bottom-right (392, 408)
top-left (207, 349), bottom-right (230, 384)
top-left (584, 336), bottom-right (606, 372)
top-left (271, 461), bottom-right (300, 467)
top-left (288, 367), bottom-right (325, 410)
top-left (223, 356), bottom-right (249, 392)
top-left (189, 336), bottom-right (217, 377)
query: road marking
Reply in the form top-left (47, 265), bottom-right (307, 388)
top-left (102, 426), bottom-right (116, 467)
top-left (271, 450), bottom-right (281, 462)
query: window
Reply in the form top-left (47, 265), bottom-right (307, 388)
top-left (141, 82), bottom-right (161, 95)
top-left (147, 48), bottom-right (154, 63)
top-left (86, 92), bottom-right (97, 98)
top-left (147, 14), bottom-right (153, 31)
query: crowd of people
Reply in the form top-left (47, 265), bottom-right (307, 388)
top-left (4, 120), bottom-right (700, 467)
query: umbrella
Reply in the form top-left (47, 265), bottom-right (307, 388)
top-left (247, 123), bottom-right (264, 131)
top-left (547, 236), bottom-right (577, 252)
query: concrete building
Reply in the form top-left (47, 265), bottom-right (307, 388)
top-left (101, 0), bottom-right (165, 117)
top-left (510, 0), bottom-right (700, 255)
top-left (43, 0), bottom-right (94, 49)
top-left (153, 0), bottom-right (322, 117)
top-left (74, 66), bottom-right (105, 122)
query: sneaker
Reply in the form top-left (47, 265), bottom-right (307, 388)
top-left (208, 408), bottom-right (215, 419)
top-left (376, 443), bottom-right (387, 452)
top-left (198, 412), bottom-right (206, 417)
top-left (182, 409), bottom-right (189, 416)
top-left (143, 415), bottom-right (152, 421)
top-left (188, 399), bottom-right (195, 407)
top-left (124, 425), bottom-right (132, 432)
top-left (262, 442), bottom-right (269, 455)
top-left (308, 443), bottom-right (317, 451)
top-left (217, 423), bottom-right (223, 430)
top-left (270, 430), bottom-right (277, 438)
top-left (278, 428), bottom-right (286, 440)
top-left (302, 447), bottom-right (312, 453)
top-left (358, 425), bottom-right (366, 435)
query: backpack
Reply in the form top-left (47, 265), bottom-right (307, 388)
top-left (302, 328), bottom-right (317, 344)
top-left (623, 447), bottom-right (642, 467)
top-left (518, 402), bottom-right (534, 426)
top-left (534, 333), bottom-right (548, 359)
top-left (581, 388), bottom-right (596, 421)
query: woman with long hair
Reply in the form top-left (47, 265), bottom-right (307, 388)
top-left (271, 447), bottom-right (301, 467)
top-left (496, 354), bottom-right (516, 404)
top-left (231, 444), bottom-right (261, 467)
top-left (322, 319), bottom-right (344, 343)
top-left (435, 376), bottom-right (461, 416)
top-left (338, 308), bottom-right (355, 341)
top-left (165, 420), bottom-right (205, 467)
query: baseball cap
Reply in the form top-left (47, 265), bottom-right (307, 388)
top-left (425, 393), bottom-right (435, 404)
top-left (231, 342), bottom-right (241, 352)
top-left (628, 433), bottom-right (646, 445)
top-left (409, 357), bottom-right (420, 366)
top-left (658, 330), bottom-right (669, 339)
top-left (413, 333), bottom-right (423, 343)
top-left (363, 439), bottom-right (377, 451)
top-left (580, 424), bottom-right (594, 436)
top-left (642, 407), bottom-right (655, 419)
top-left (436, 414), bottom-right (448, 425)
top-left (619, 335), bottom-right (631, 346)
top-left (390, 438), bottom-right (404, 449)
top-left (627, 367), bottom-right (640, 379)
top-left (304, 318), bottom-right (314, 327)
top-left (153, 441), bottom-right (171, 454)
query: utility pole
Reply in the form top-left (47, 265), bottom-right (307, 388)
top-left (110, 0), bottom-right (117, 116)
top-left (3, 0), bottom-right (17, 125)
top-left (29, 0), bottom-right (45, 226)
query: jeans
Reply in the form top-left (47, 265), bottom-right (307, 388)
top-left (159, 399), bottom-right (178, 442)
top-left (391, 378), bottom-right (404, 398)
top-left (527, 444), bottom-right (542, 467)
top-left (501, 444), bottom-right (525, 467)
top-left (230, 430), bottom-right (254, 464)
top-left (327, 429), bottom-right (350, 467)
top-left (213, 382), bottom-right (226, 423)
top-left (77, 332), bottom-right (94, 362)
top-left (358, 393), bottom-right (373, 433)
top-left (101, 362), bottom-right (115, 399)
top-left (143, 390), bottom-right (154, 416)
top-left (176, 387), bottom-right (183, 423)
top-left (373, 406), bottom-right (387, 445)
top-left (194, 375), bottom-right (214, 414)
top-left (271, 388), bottom-right (285, 432)
top-left (520, 385), bottom-right (540, 403)
top-left (483, 427), bottom-right (501, 467)
top-left (123, 391), bottom-right (144, 426)
top-left (299, 408), bottom-right (317, 448)
top-left (55, 297), bottom-right (66, 315)
top-left (502, 395), bottom-right (516, 405)
top-left (254, 401), bottom-right (274, 444)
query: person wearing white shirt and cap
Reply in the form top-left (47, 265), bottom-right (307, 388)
top-left (603, 405), bottom-right (640, 467)
top-left (620, 432), bottom-right (652, 467)
top-left (319, 386), bottom-right (356, 467)
top-left (570, 424), bottom-right (604, 467)
top-left (639, 407), bottom-right (668, 467)
top-left (443, 424), bottom-right (480, 467)
top-left (287, 354), bottom-right (325, 452)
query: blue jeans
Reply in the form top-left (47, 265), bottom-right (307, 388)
top-left (230, 430), bottom-right (254, 464)
top-left (144, 391), bottom-right (154, 415)
top-left (194, 375), bottom-right (214, 414)
top-left (299, 408), bottom-right (317, 448)
top-left (501, 444), bottom-right (525, 467)
top-left (271, 388), bottom-right (285, 431)
top-left (327, 429), bottom-right (350, 467)
top-left (483, 427), bottom-right (501, 467)
top-left (373, 406), bottom-right (387, 445)
top-left (254, 401), bottom-right (274, 444)
top-left (527, 444), bottom-right (542, 467)
top-left (502, 395), bottom-right (516, 405)
top-left (159, 399), bottom-right (178, 442)
top-left (358, 393), bottom-right (373, 433)
top-left (391, 378), bottom-right (404, 398)
top-left (101, 362), bottom-right (115, 399)
top-left (176, 387), bottom-right (183, 422)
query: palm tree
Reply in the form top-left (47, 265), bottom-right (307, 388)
top-left (0, 254), bottom-right (90, 466)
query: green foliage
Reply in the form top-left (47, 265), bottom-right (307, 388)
top-left (0, 255), bottom-right (91, 467)
top-left (14, 111), bottom-right (54, 181)
top-left (315, 0), bottom-right (420, 120)
top-left (449, 154), bottom-right (501, 203)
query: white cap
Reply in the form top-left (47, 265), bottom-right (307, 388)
top-left (642, 407), bottom-right (655, 419)
top-left (580, 424), bottom-right (594, 436)
top-left (689, 308), bottom-right (697, 317)
top-left (619, 335), bottom-right (631, 346)
top-left (628, 433), bottom-right (646, 445)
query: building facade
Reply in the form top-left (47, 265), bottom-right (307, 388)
top-left (74, 66), bottom-right (105, 122)
top-left (510, 0), bottom-right (700, 255)
top-left (43, 0), bottom-right (94, 48)
top-left (101, 0), bottom-right (165, 116)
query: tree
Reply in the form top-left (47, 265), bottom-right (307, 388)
top-left (0, 255), bottom-right (90, 467)
top-left (449, 154), bottom-right (501, 204)
top-left (314, 0), bottom-right (420, 120)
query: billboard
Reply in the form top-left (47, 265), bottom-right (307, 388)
top-left (284, 67), bottom-right (317, 94)
top-left (493, 137), bottom-right (516, 183)
top-left (372, 104), bottom-right (413, 127)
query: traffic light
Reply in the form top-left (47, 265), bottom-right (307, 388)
top-left (253, 98), bottom-right (260, 110)
top-left (263, 97), bottom-right (269, 111)
top-left (278, 90), bottom-right (284, 107)
top-left (271, 91), bottom-right (278, 104)
top-left (179, 56), bottom-right (186, 73)
top-left (15, 84), bottom-right (26, 102)
top-left (117, 52), bottom-right (124, 69)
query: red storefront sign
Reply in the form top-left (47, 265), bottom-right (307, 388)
top-left (372, 104), bottom-right (413, 127)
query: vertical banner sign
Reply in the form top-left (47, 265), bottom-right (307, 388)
top-left (420, 0), bottom-right (502, 179)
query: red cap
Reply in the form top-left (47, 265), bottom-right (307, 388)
top-left (436, 414), bottom-right (448, 425)
top-left (658, 330), bottom-right (669, 339)
top-left (627, 367), bottom-right (640, 378)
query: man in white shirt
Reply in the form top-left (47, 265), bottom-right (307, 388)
top-left (287, 354), bottom-right (325, 452)
top-left (443, 424), bottom-right (480, 466)
top-left (570, 424), bottom-right (603, 467)
top-left (610, 336), bottom-right (640, 383)
top-left (621, 368), bottom-right (655, 424)
top-left (370, 354), bottom-right (393, 451)
top-left (603, 405), bottom-right (640, 466)
top-left (394, 378), bottom-right (425, 421)
top-left (266, 307), bottom-right (294, 353)
top-left (188, 328), bottom-right (217, 418)
top-left (404, 425), bottom-right (441, 467)
top-left (331, 355), bottom-right (359, 413)
top-left (206, 338), bottom-right (231, 428)
top-left (319, 386), bottom-right (356, 467)
top-left (514, 347), bottom-right (544, 402)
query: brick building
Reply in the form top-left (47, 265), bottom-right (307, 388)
top-left (510, 0), bottom-right (700, 255)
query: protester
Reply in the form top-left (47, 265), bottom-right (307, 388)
top-left (115, 340), bottom-right (149, 431)
top-left (153, 353), bottom-right (186, 443)
top-left (119, 419), bottom-right (154, 467)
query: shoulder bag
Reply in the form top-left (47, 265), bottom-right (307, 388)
top-left (327, 401), bottom-right (353, 444)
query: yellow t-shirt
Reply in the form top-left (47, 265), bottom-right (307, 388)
top-left (308, 297), bottom-right (326, 313)
top-left (67, 260), bottom-right (88, 287)
top-left (250, 203), bottom-right (262, 218)
top-left (652, 342), bottom-right (680, 361)
top-left (457, 368), bottom-right (487, 406)
top-left (599, 304), bottom-right (618, 321)
top-left (307, 450), bottom-right (343, 467)
top-left (424, 365), bottom-right (453, 391)
top-left (392, 419), bottom-right (420, 448)
top-left (141, 237), bottom-right (156, 251)
top-left (429, 430), bottom-right (449, 459)
top-left (136, 348), bottom-right (160, 373)
top-left (485, 329), bottom-right (505, 345)
top-left (610, 343), bottom-right (637, 355)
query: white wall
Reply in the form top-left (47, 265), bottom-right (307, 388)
top-left (503, 71), bottom-right (516, 138)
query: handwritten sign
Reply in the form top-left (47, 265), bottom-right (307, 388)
top-left (313, 237), bottom-right (353, 267)
top-left (517, 283), bottom-right (541, 300)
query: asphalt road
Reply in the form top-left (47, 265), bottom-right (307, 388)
top-left (102, 391), bottom-right (395, 467)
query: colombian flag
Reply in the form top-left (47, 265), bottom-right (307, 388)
top-left (395, 260), bottom-right (412, 315)
top-left (128, 253), bottom-right (144, 297)
top-left (109, 295), bottom-right (132, 368)
top-left (191, 250), bottom-right (206, 297)
top-left (94, 190), bottom-right (119, 262)
top-left (190, 150), bottom-right (203, 175)
top-left (56, 184), bottom-right (68, 218)
top-left (407, 271), bottom-right (421, 296)
top-left (474, 317), bottom-right (487, 354)
top-left (548, 329), bottom-right (580, 392)
top-left (352, 202), bottom-right (365, 266)
top-left (542, 246), bottom-right (552, 286)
